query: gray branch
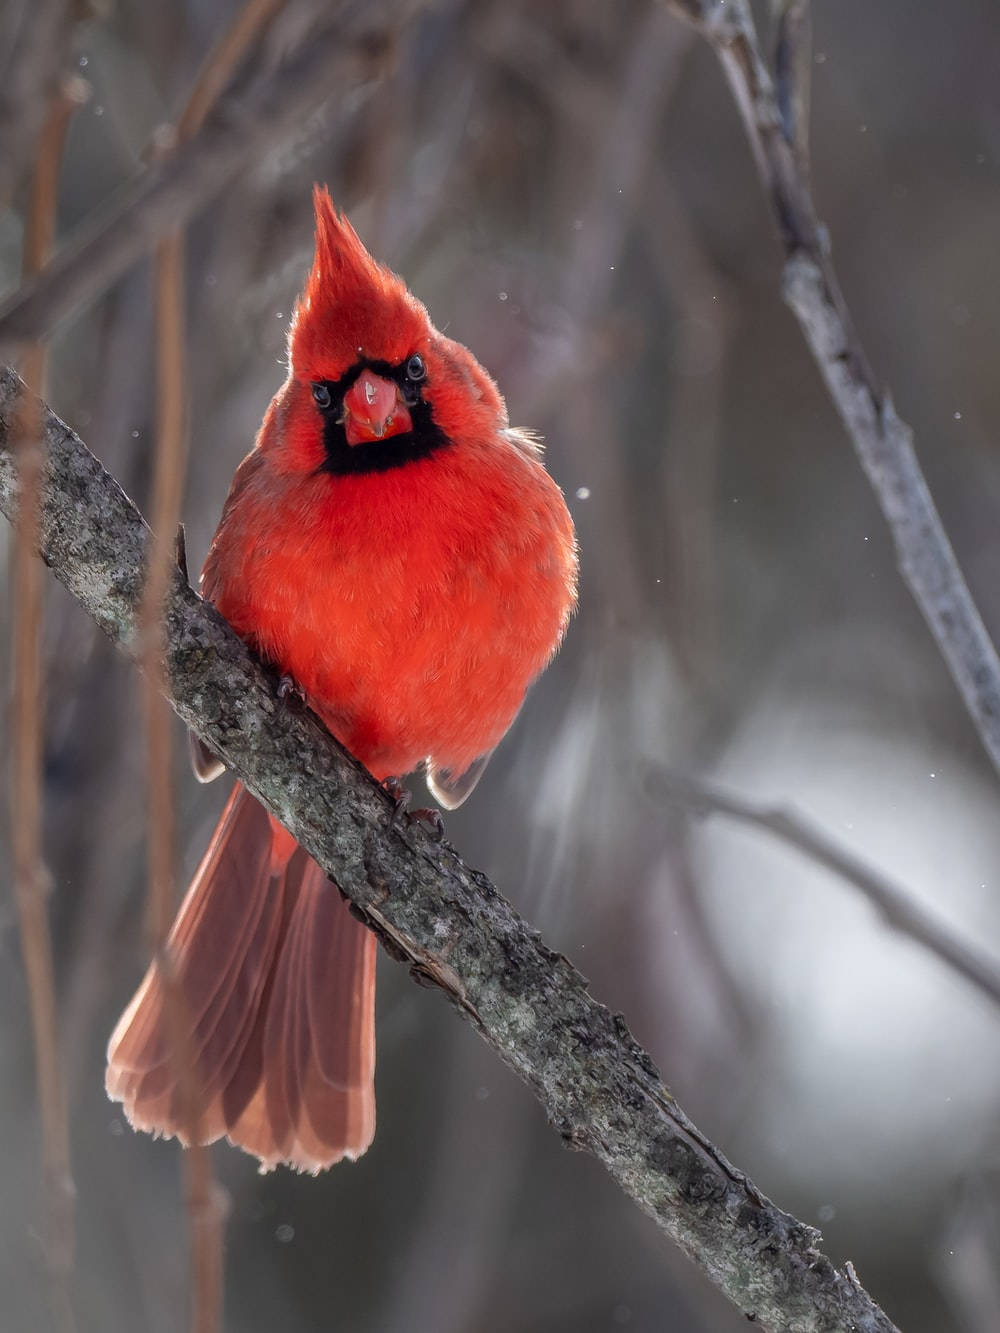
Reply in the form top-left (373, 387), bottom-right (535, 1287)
top-left (647, 765), bottom-right (1000, 1012)
top-left (0, 365), bottom-right (903, 1332)
top-left (666, 0), bottom-right (1000, 780)
top-left (0, 0), bottom-right (402, 357)
top-left (0, 0), bottom-right (74, 207)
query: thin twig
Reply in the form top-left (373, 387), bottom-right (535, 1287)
top-left (0, 0), bottom-right (74, 206)
top-left (175, 0), bottom-right (285, 142)
top-left (140, 7), bottom-right (287, 1329)
top-left (145, 231), bottom-right (188, 1000)
top-left (773, 0), bottom-right (811, 176)
top-left (663, 0), bottom-right (1000, 783)
top-left (645, 766), bottom-right (1000, 1012)
top-left (0, 369), bottom-right (902, 1333)
top-left (9, 76), bottom-right (85, 1333)
top-left (144, 227), bottom-right (229, 1333)
top-left (0, 0), bottom-right (403, 356)
top-left (484, 5), bottom-right (690, 421)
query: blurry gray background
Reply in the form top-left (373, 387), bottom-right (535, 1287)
top-left (2, 1), bottom-right (1000, 1330)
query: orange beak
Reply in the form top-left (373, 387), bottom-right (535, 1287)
top-left (342, 369), bottom-right (413, 446)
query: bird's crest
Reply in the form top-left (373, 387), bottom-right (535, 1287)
top-left (290, 187), bottom-right (429, 383)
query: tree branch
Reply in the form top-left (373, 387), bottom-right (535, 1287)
top-left (9, 75), bottom-right (85, 1333)
top-left (646, 765), bottom-right (1000, 1012)
top-left (0, 365), bottom-right (902, 1333)
top-left (0, 0), bottom-right (75, 207)
top-left (0, 0), bottom-right (401, 356)
top-left (665, 0), bottom-right (1000, 782)
top-left (773, 0), bottom-right (811, 177)
top-left (138, 8), bottom-right (290, 1328)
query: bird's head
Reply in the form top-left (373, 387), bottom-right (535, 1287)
top-left (282, 187), bottom-right (506, 476)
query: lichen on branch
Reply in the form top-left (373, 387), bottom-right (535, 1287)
top-left (0, 365), bottom-right (901, 1333)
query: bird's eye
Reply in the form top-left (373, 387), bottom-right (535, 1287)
top-left (312, 383), bottom-right (332, 409)
top-left (405, 354), bottom-right (426, 383)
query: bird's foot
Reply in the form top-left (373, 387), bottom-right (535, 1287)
top-left (277, 673), bottom-right (307, 704)
top-left (411, 807), bottom-right (445, 839)
top-left (383, 778), bottom-right (444, 840)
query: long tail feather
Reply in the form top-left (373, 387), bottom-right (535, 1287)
top-left (106, 783), bottom-right (376, 1172)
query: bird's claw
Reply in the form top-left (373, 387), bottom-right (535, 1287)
top-left (409, 807), bottom-right (445, 840)
top-left (278, 673), bottom-right (307, 704)
top-left (383, 779), bottom-right (444, 840)
top-left (384, 777), bottom-right (411, 830)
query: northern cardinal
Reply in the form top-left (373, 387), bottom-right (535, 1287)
top-left (106, 189), bottom-right (578, 1172)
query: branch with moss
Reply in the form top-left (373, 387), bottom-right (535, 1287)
top-left (0, 365), bottom-right (901, 1332)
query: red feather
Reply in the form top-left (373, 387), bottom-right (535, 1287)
top-left (107, 785), bottom-right (375, 1171)
top-left (107, 187), bottom-right (576, 1171)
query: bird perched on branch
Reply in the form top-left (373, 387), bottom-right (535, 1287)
top-left (106, 188), bottom-right (578, 1172)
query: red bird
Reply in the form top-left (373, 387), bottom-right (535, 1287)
top-left (106, 189), bottom-right (578, 1172)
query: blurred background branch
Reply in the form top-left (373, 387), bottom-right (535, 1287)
top-left (139, 6), bottom-right (287, 1329)
top-left (772, 0), bottom-right (812, 178)
top-left (0, 0), bottom-right (404, 356)
top-left (666, 0), bottom-right (1000, 785)
top-left (0, 0), bottom-right (78, 208)
top-left (9, 69), bottom-right (86, 1333)
top-left (646, 764), bottom-right (1000, 1012)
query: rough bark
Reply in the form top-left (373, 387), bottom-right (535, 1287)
top-left (0, 365), bottom-right (901, 1333)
